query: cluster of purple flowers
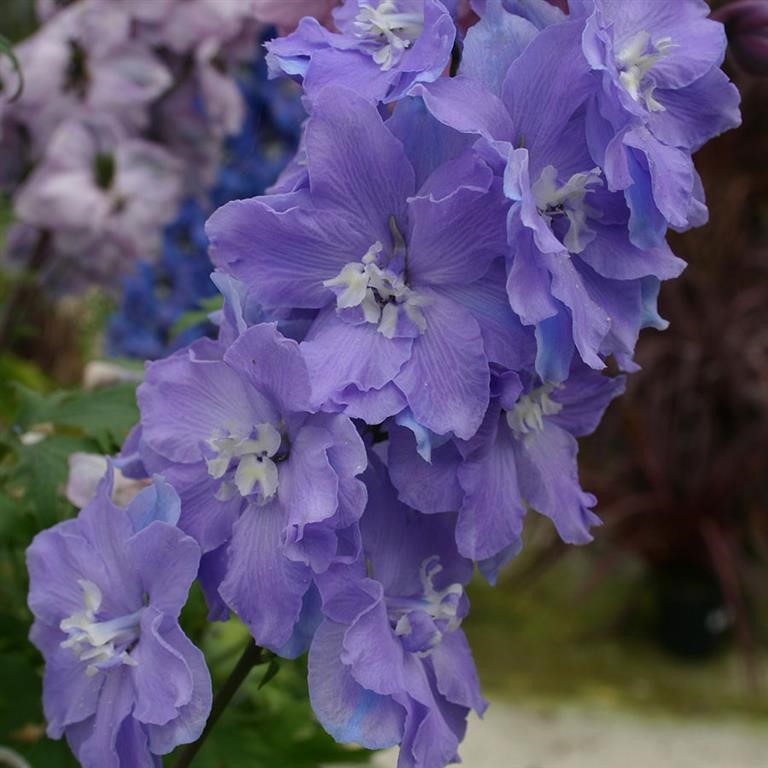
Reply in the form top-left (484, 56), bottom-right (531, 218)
top-left (0, 0), bottom-right (259, 290)
top-left (106, 41), bottom-right (305, 361)
top-left (27, 1), bottom-right (740, 766)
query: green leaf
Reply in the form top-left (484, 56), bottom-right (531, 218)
top-left (16, 434), bottom-right (96, 526)
top-left (257, 657), bottom-right (281, 690)
top-left (0, 34), bottom-right (24, 101)
top-left (12, 382), bottom-right (138, 451)
top-left (171, 294), bottom-right (222, 338)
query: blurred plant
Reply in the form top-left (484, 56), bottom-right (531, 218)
top-left (106, 35), bottom-right (304, 361)
top-left (575, 73), bottom-right (768, 674)
top-left (714, 0), bottom-right (768, 76)
top-left (0, 0), bottom-right (260, 311)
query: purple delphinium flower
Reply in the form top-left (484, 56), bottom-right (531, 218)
top-left (26, 469), bottom-right (211, 767)
top-left (266, 0), bottom-right (455, 104)
top-left (309, 454), bottom-right (486, 767)
top-left (136, 323), bottom-right (367, 653)
top-left (388, 364), bottom-right (625, 579)
top-left (207, 85), bottom-right (519, 439)
top-left (416, 16), bottom-right (685, 380)
top-left (572, 0), bottom-right (741, 248)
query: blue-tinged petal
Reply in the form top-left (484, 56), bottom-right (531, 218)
top-left (438, 261), bottom-right (536, 370)
top-left (456, 406), bottom-right (525, 561)
top-left (301, 308), bottom-right (413, 412)
top-left (132, 609), bottom-right (193, 727)
top-left (541, 252), bottom-right (609, 371)
top-left (414, 76), bottom-right (514, 142)
top-left (395, 291), bottom-right (490, 440)
top-left (407, 159), bottom-right (507, 287)
top-left (207, 194), bottom-right (370, 310)
top-left (277, 584), bottom-right (323, 660)
top-left (306, 86), bottom-right (415, 245)
top-left (388, 423), bottom-right (462, 514)
top-left (535, 308), bottom-right (575, 384)
top-left (126, 523), bottom-right (200, 620)
top-left (513, 421), bottom-right (599, 544)
top-left (623, 127), bottom-right (696, 232)
top-left (125, 477), bottom-right (181, 532)
top-left (308, 620), bottom-right (405, 750)
top-left (145, 624), bottom-right (211, 753)
top-left (549, 366), bottom-right (625, 438)
top-left (461, 0), bottom-right (538, 98)
top-left (219, 500), bottom-right (312, 651)
top-left (506, 223), bottom-right (559, 326)
top-left (223, 323), bottom-right (312, 414)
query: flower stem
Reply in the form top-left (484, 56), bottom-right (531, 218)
top-left (0, 228), bottom-right (50, 348)
top-left (172, 640), bottom-right (267, 768)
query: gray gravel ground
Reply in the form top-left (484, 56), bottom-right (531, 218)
top-left (372, 702), bottom-right (768, 768)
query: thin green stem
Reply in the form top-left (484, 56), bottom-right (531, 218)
top-left (171, 641), bottom-right (267, 768)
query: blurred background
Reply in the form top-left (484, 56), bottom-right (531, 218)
top-left (1, 1), bottom-right (767, 766)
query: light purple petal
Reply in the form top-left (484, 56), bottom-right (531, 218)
top-left (308, 620), bottom-right (405, 749)
top-left (306, 86), bottom-right (415, 245)
top-left (219, 501), bottom-right (312, 651)
top-left (395, 291), bottom-right (490, 440)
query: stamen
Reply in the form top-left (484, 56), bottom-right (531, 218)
top-left (206, 422), bottom-right (281, 502)
top-left (533, 165), bottom-right (603, 254)
top-left (506, 384), bottom-right (563, 438)
top-left (323, 240), bottom-right (428, 338)
top-left (616, 31), bottom-right (675, 112)
top-left (385, 556), bottom-right (463, 656)
top-left (353, 1), bottom-right (424, 71)
top-left (60, 580), bottom-right (142, 676)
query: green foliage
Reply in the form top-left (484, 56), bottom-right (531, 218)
top-left (0, 33), bottom-right (24, 100)
top-left (171, 294), bottom-right (223, 339)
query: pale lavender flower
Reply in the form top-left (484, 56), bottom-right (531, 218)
top-left (14, 116), bottom-right (181, 273)
top-left (27, 470), bottom-right (211, 768)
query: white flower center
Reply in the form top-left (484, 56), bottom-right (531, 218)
top-left (353, 1), bottom-right (424, 71)
top-left (533, 165), bottom-right (603, 254)
top-left (506, 384), bottom-right (563, 438)
top-left (386, 556), bottom-right (463, 657)
top-left (60, 580), bottom-right (142, 677)
top-left (206, 422), bottom-right (281, 502)
top-left (616, 31), bottom-right (675, 113)
top-left (324, 240), bottom-right (428, 338)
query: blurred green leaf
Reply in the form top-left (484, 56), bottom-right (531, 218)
top-left (0, 34), bottom-right (23, 101)
top-left (171, 294), bottom-right (222, 339)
